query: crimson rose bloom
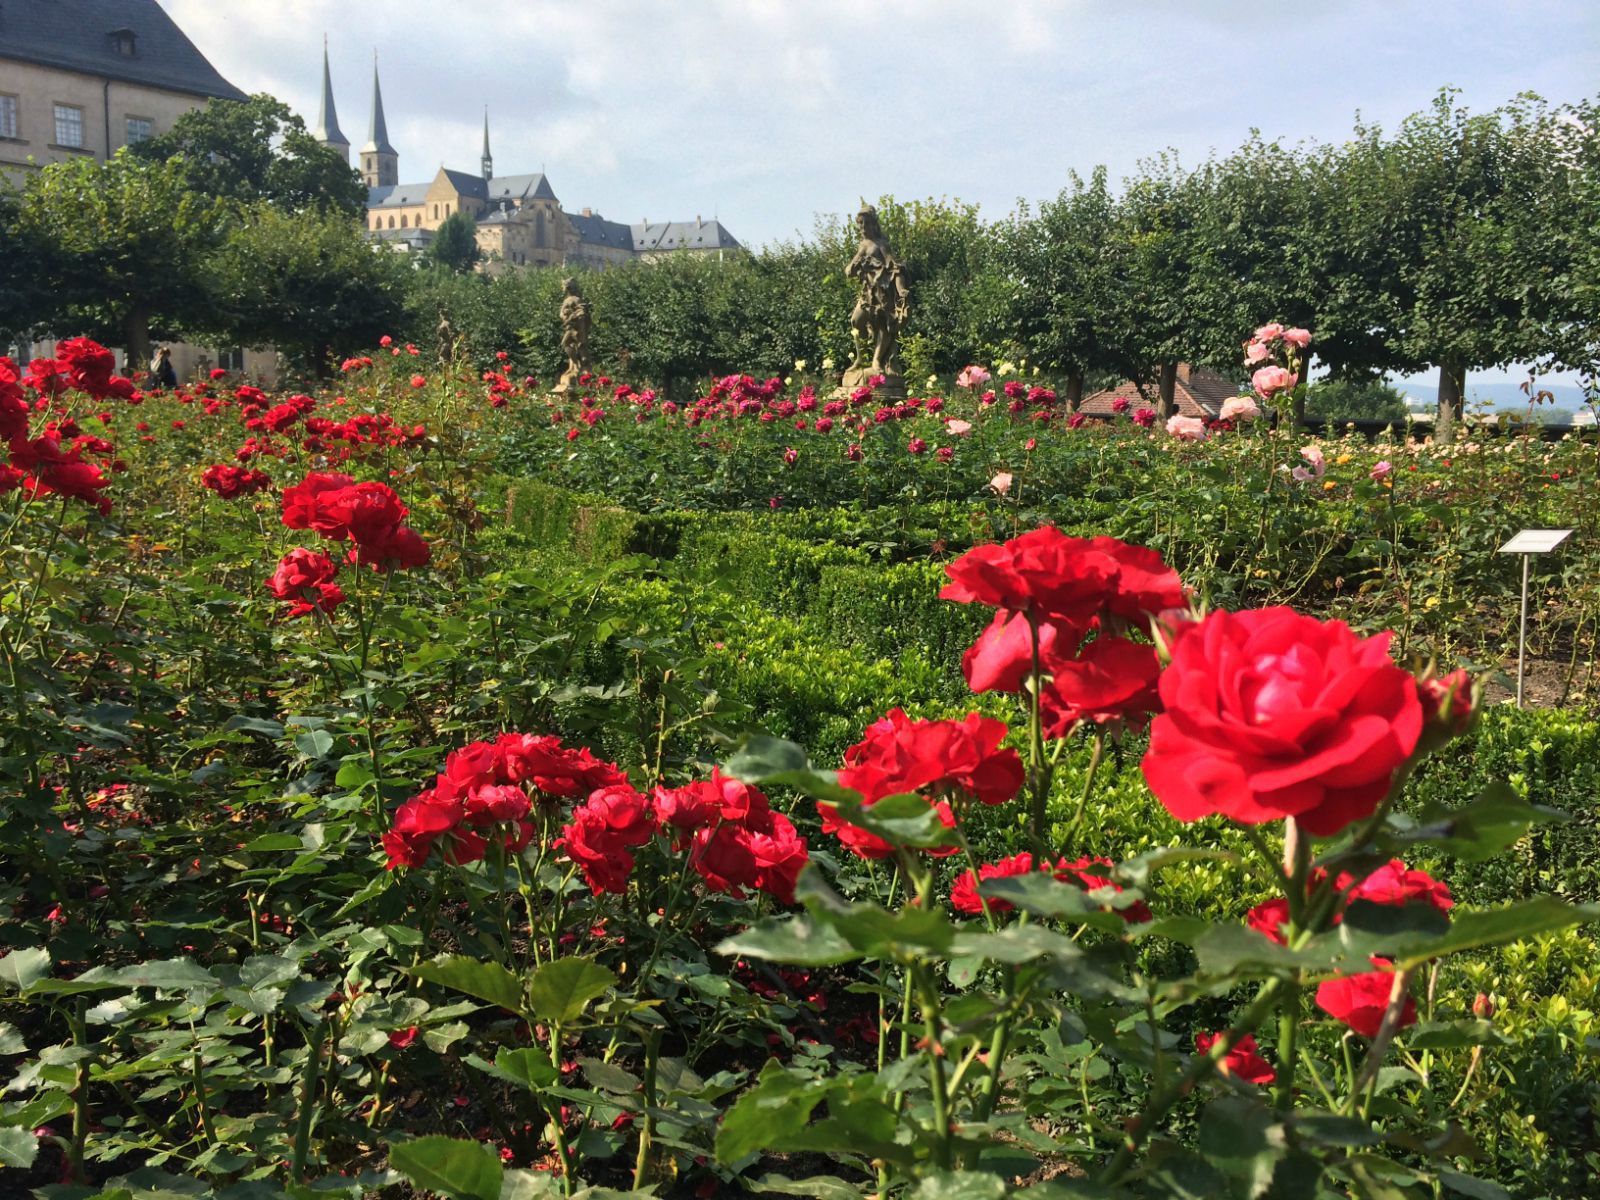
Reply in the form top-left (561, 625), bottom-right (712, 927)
top-left (1141, 607), bottom-right (1423, 837)
top-left (1346, 860), bottom-right (1452, 912)
top-left (838, 708), bottom-right (1023, 808)
top-left (961, 609), bottom-right (1070, 694)
top-left (940, 527), bottom-right (1121, 626)
top-left (266, 548), bottom-right (344, 619)
top-left (1315, 961), bottom-right (1416, 1038)
top-left (558, 785), bottom-right (655, 895)
top-left (950, 852), bottom-right (1038, 915)
top-left (1195, 1032), bottom-right (1275, 1086)
top-left (1040, 635), bottom-right (1161, 735)
top-left (281, 472), bottom-right (355, 531)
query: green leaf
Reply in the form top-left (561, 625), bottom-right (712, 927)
top-left (0, 1022), bottom-right (24, 1054)
top-left (525, 958), bottom-right (615, 1025)
top-left (0, 1127), bottom-right (38, 1168)
top-left (497, 1169), bottom-right (562, 1200)
top-left (722, 735), bottom-right (856, 805)
top-left (1365, 897), bottom-right (1599, 970)
top-left (1199, 1096), bottom-right (1285, 1193)
top-left (1194, 924), bottom-right (1337, 977)
top-left (715, 1062), bottom-right (833, 1164)
top-left (1384, 782), bottom-right (1569, 862)
top-left (225, 716), bottom-right (286, 738)
top-left (111, 959), bottom-right (220, 991)
top-left (717, 917), bottom-right (860, 966)
top-left (911, 1173), bottom-right (1006, 1200)
top-left (295, 729), bottom-right (336, 759)
top-left (387, 1137), bottom-right (503, 1200)
top-left (412, 957), bottom-right (523, 1013)
top-left (746, 1174), bottom-right (863, 1200)
top-left (489, 1048), bottom-right (560, 1092)
top-left (0, 946), bottom-right (50, 992)
top-left (1438, 1170), bottom-right (1513, 1200)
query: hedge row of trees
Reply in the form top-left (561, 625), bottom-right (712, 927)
top-left (3, 89), bottom-right (1595, 433)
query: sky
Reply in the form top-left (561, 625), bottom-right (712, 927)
top-left (164, 0), bottom-right (1597, 385)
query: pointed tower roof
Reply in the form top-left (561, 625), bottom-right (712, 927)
top-left (363, 55), bottom-right (397, 156)
top-left (480, 107), bottom-right (494, 179)
top-left (312, 37), bottom-right (347, 146)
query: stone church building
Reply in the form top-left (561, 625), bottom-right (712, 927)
top-left (313, 52), bottom-right (740, 271)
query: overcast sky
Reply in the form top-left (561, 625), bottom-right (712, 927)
top-left (165, 0), bottom-right (1596, 387)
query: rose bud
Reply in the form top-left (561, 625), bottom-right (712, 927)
top-left (1472, 992), bottom-right (1495, 1020)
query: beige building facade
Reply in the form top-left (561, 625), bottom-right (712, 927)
top-left (1, 1), bottom-right (278, 383)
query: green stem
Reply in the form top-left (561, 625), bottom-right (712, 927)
top-left (290, 1025), bottom-right (324, 1182)
top-left (631, 1028), bottom-right (661, 1189)
top-left (1061, 729), bottom-right (1106, 851)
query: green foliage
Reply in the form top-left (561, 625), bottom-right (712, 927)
top-left (425, 210), bottom-right (483, 274)
top-left (1305, 378), bottom-right (1408, 422)
top-left (130, 93), bottom-right (367, 217)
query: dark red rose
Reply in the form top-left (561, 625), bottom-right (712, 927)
top-left (281, 472), bottom-right (355, 531)
top-left (1346, 860), bottom-right (1452, 912)
top-left (961, 609), bottom-right (1071, 693)
top-left (838, 708), bottom-right (1023, 808)
top-left (950, 852), bottom-right (1038, 915)
top-left (1315, 962), bottom-right (1416, 1038)
top-left (1040, 635), bottom-right (1161, 735)
top-left (1141, 608), bottom-right (1423, 837)
top-left (1196, 1032), bottom-right (1275, 1085)
top-left (266, 548), bottom-right (342, 619)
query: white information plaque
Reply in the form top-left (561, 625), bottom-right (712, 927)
top-left (1499, 529), bottom-right (1573, 554)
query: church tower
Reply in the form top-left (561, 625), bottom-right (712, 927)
top-left (310, 38), bottom-right (349, 165)
top-left (360, 56), bottom-right (399, 188)
top-left (481, 109), bottom-right (493, 181)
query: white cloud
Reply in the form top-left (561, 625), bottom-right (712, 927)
top-left (159, 0), bottom-right (1597, 248)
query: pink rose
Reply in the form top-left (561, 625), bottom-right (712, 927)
top-left (1245, 341), bottom-right (1272, 365)
top-left (1282, 328), bottom-right (1312, 349)
top-left (1290, 444), bottom-right (1326, 483)
top-left (945, 418), bottom-right (973, 436)
top-left (1252, 366), bottom-right (1297, 399)
top-left (1219, 396), bottom-right (1260, 422)
top-left (1166, 414), bottom-right (1207, 441)
top-left (956, 365), bottom-right (991, 390)
top-left (988, 471), bottom-right (1014, 496)
top-left (1253, 322), bottom-right (1285, 343)
top-left (1370, 460), bottom-right (1393, 480)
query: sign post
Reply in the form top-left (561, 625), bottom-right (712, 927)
top-left (1497, 529), bottom-right (1573, 707)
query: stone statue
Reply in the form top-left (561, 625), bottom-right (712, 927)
top-left (840, 202), bottom-right (909, 398)
top-left (556, 277), bottom-right (592, 393)
top-left (435, 310), bottom-right (459, 365)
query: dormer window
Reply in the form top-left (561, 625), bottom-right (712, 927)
top-left (110, 28), bottom-right (137, 56)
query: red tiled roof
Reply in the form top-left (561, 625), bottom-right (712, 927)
top-left (1079, 365), bottom-right (1244, 418)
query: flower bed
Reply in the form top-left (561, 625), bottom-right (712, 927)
top-left (1, 336), bottom-right (1598, 1197)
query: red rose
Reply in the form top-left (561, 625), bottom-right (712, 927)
top-left (1346, 860), bottom-right (1452, 912)
top-left (950, 852), bottom-right (1037, 915)
top-left (558, 785), bottom-right (655, 895)
top-left (1245, 897), bottom-right (1292, 945)
top-left (281, 472), bottom-right (355, 531)
top-left (1141, 608), bottom-right (1423, 837)
top-left (1040, 635), bottom-right (1161, 735)
top-left (745, 813), bottom-right (809, 904)
top-left (691, 824), bottom-right (761, 898)
top-left (818, 797), bottom-right (956, 861)
top-left (940, 527), bottom-right (1119, 625)
top-left (961, 609), bottom-right (1070, 694)
top-left (382, 790), bottom-right (464, 870)
top-left (1195, 1032), bottom-right (1275, 1086)
top-left (1315, 962), bottom-right (1416, 1038)
top-left (266, 548), bottom-right (343, 619)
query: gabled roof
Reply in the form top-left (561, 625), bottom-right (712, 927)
top-left (630, 218), bottom-right (741, 252)
top-left (1079, 365), bottom-right (1244, 419)
top-left (566, 209), bottom-right (632, 250)
top-left (439, 168), bottom-right (488, 200)
top-left (368, 181), bottom-right (432, 207)
top-left (0, 0), bottom-right (247, 101)
top-left (486, 173), bottom-right (558, 203)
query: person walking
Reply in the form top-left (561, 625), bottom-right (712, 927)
top-left (150, 346), bottom-right (178, 390)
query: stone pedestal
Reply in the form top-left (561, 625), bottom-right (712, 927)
top-left (836, 365), bottom-right (907, 401)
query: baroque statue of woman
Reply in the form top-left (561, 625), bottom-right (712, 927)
top-left (556, 276), bottom-right (592, 393)
top-left (841, 203), bottom-right (910, 397)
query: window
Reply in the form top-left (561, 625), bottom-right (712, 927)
top-left (124, 116), bottom-right (153, 145)
top-left (0, 96), bottom-right (17, 140)
top-left (432, 204), bottom-right (439, 220)
top-left (400, 214), bottom-right (407, 228)
top-left (53, 103), bottom-right (84, 148)
top-left (217, 347), bottom-right (244, 372)
top-left (110, 29), bottom-right (138, 57)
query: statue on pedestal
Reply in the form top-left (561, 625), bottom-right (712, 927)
top-left (840, 202), bottom-right (909, 398)
top-left (556, 277), bottom-right (592, 393)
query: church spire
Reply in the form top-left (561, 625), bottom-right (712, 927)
top-left (481, 108), bottom-right (493, 180)
top-left (360, 53), bottom-right (398, 188)
top-left (311, 36), bottom-right (348, 163)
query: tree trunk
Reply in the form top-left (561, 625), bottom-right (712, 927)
top-left (1436, 357), bottom-right (1466, 445)
top-left (122, 307), bottom-right (151, 377)
top-left (1157, 361), bottom-right (1178, 420)
top-left (1066, 371), bottom-right (1084, 413)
